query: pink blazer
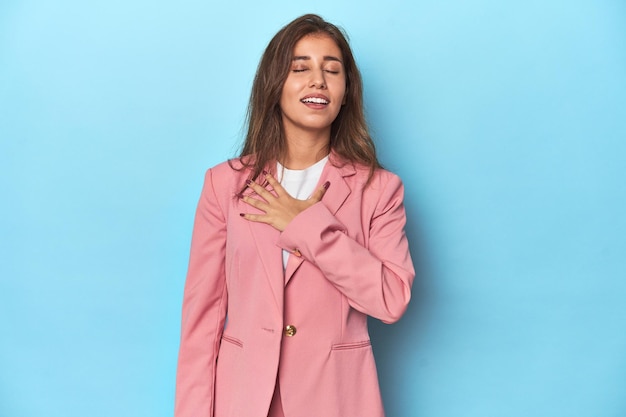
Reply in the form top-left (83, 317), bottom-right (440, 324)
top-left (175, 154), bottom-right (415, 417)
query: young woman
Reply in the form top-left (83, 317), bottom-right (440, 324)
top-left (175, 14), bottom-right (415, 417)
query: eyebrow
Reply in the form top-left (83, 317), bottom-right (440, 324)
top-left (292, 55), bottom-right (343, 63)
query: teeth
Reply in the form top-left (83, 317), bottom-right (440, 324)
top-left (301, 97), bottom-right (329, 104)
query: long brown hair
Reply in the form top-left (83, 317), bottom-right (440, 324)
top-left (233, 14), bottom-right (380, 182)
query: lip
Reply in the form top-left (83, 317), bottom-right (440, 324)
top-left (300, 93), bottom-right (330, 108)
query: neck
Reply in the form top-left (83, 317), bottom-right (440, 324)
top-left (282, 130), bottom-right (330, 170)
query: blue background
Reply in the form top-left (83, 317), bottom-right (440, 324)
top-left (1, 1), bottom-right (625, 416)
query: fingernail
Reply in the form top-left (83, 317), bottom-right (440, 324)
top-left (245, 179), bottom-right (252, 185)
top-left (239, 213), bottom-right (245, 217)
top-left (323, 181), bottom-right (330, 190)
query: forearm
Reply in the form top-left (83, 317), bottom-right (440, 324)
top-left (278, 177), bottom-right (414, 323)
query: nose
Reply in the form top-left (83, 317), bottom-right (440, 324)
top-left (309, 68), bottom-right (326, 89)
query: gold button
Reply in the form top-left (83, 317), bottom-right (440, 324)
top-left (293, 249), bottom-right (302, 257)
top-left (284, 325), bottom-right (297, 337)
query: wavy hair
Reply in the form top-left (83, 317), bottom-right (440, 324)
top-left (233, 14), bottom-right (380, 183)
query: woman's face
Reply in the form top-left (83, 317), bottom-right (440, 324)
top-left (279, 33), bottom-right (346, 141)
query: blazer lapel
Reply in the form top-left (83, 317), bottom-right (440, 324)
top-left (284, 254), bottom-right (304, 285)
top-left (319, 160), bottom-right (355, 215)
top-left (284, 159), bottom-right (355, 285)
top-left (247, 218), bottom-right (284, 313)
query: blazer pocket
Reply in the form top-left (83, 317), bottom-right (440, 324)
top-left (221, 334), bottom-right (243, 348)
top-left (331, 340), bottom-right (371, 351)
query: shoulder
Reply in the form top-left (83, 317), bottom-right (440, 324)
top-left (205, 157), bottom-right (252, 185)
top-left (328, 152), bottom-right (403, 189)
top-left (199, 158), bottom-right (252, 205)
top-left (340, 164), bottom-right (406, 214)
top-left (334, 161), bottom-right (403, 191)
top-left (364, 169), bottom-right (405, 209)
top-left (369, 167), bottom-right (403, 188)
top-left (207, 157), bottom-right (249, 177)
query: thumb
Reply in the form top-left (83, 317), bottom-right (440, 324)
top-left (309, 181), bottom-right (330, 202)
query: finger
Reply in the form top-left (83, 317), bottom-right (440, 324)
top-left (309, 181), bottom-right (330, 202)
top-left (242, 195), bottom-right (268, 211)
top-left (239, 212), bottom-right (270, 224)
top-left (246, 179), bottom-right (275, 201)
top-left (263, 173), bottom-right (286, 197)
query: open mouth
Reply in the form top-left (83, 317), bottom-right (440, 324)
top-left (301, 97), bottom-right (329, 105)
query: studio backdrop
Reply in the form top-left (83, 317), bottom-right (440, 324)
top-left (1, 1), bottom-right (625, 416)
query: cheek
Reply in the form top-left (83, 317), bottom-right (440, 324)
top-left (279, 86), bottom-right (295, 109)
top-left (280, 77), bottom-right (296, 97)
top-left (337, 86), bottom-right (347, 106)
top-left (334, 78), bottom-right (347, 103)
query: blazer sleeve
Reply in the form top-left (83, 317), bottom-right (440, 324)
top-left (175, 168), bottom-right (228, 417)
top-left (277, 172), bottom-right (415, 324)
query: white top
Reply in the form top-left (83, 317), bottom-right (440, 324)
top-left (278, 155), bottom-right (329, 269)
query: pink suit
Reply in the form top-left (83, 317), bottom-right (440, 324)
top-left (175, 154), bottom-right (415, 417)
